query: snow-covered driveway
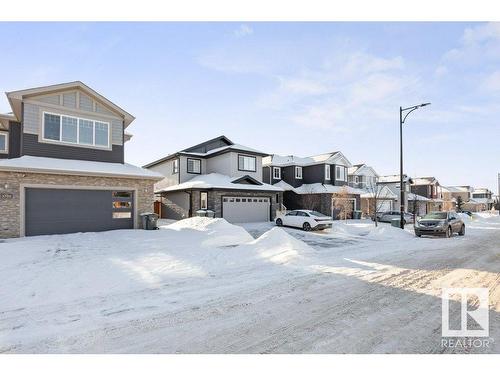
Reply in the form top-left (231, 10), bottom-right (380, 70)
top-left (0, 215), bottom-right (499, 353)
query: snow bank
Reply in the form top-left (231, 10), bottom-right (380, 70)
top-left (165, 217), bottom-right (254, 247)
top-left (326, 220), bottom-right (414, 240)
top-left (457, 213), bottom-right (472, 222)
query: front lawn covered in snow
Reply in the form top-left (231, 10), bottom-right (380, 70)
top-left (1, 214), bottom-right (499, 353)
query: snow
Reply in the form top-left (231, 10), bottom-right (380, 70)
top-left (1, 215), bottom-right (500, 353)
top-left (293, 183), bottom-right (365, 195)
top-left (0, 155), bottom-right (163, 179)
top-left (156, 173), bottom-right (283, 193)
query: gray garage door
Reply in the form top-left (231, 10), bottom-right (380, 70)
top-left (222, 196), bottom-right (270, 223)
top-left (25, 188), bottom-right (134, 236)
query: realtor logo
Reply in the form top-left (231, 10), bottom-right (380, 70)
top-left (442, 288), bottom-right (489, 337)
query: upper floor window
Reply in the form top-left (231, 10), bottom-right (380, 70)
top-left (173, 159), bottom-right (179, 174)
top-left (354, 176), bottom-right (359, 184)
top-left (335, 166), bottom-right (346, 181)
top-left (43, 112), bottom-right (110, 148)
top-left (0, 131), bottom-right (8, 154)
top-left (273, 167), bottom-right (281, 180)
top-left (325, 165), bottom-right (331, 180)
top-left (187, 158), bottom-right (201, 174)
top-left (238, 155), bottom-right (257, 172)
top-left (295, 166), bottom-right (303, 179)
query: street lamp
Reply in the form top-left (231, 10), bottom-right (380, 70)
top-left (399, 103), bottom-right (431, 229)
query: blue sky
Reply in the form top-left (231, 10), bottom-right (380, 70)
top-left (0, 22), bottom-right (499, 192)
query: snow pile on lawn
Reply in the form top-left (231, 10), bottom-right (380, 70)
top-left (326, 220), bottom-right (413, 240)
top-left (244, 227), bottom-right (311, 264)
top-left (457, 213), bottom-right (472, 222)
top-left (164, 217), bottom-right (254, 247)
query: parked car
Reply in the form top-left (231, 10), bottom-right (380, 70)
top-left (414, 211), bottom-right (465, 238)
top-left (276, 210), bottom-right (333, 231)
top-left (374, 211), bottom-right (415, 224)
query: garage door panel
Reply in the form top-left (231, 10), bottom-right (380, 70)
top-left (25, 188), bottom-right (134, 236)
top-left (222, 196), bottom-right (270, 223)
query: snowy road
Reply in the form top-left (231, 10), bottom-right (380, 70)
top-left (1, 215), bottom-right (499, 353)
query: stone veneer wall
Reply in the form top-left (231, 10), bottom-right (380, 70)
top-left (0, 171), bottom-right (156, 238)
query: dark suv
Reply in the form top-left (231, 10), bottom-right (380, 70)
top-left (414, 211), bottom-right (465, 238)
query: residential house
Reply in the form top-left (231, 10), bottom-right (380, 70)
top-left (144, 136), bottom-right (283, 223)
top-left (0, 82), bottom-right (162, 238)
top-left (262, 151), bottom-right (363, 218)
top-left (410, 177), bottom-right (443, 212)
top-left (348, 163), bottom-right (396, 216)
top-left (377, 174), bottom-right (414, 212)
top-left (466, 187), bottom-right (495, 211)
top-left (440, 186), bottom-right (458, 211)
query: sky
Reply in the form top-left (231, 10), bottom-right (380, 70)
top-left (0, 22), bottom-right (499, 192)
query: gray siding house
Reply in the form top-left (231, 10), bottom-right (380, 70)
top-left (0, 81), bottom-right (162, 238)
top-left (144, 136), bottom-right (283, 223)
top-left (262, 151), bottom-right (363, 218)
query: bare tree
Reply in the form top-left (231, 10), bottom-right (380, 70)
top-left (301, 186), bottom-right (320, 211)
top-left (364, 183), bottom-right (393, 227)
top-left (332, 186), bottom-right (353, 221)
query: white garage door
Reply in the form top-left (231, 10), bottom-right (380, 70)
top-left (222, 196), bottom-right (270, 223)
top-left (378, 200), bottom-right (393, 213)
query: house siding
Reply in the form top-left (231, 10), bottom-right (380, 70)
top-left (303, 164), bottom-right (327, 184)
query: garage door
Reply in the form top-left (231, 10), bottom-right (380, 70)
top-left (222, 196), bottom-right (270, 223)
top-left (378, 200), bottom-right (393, 212)
top-left (25, 188), bottom-right (134, 236)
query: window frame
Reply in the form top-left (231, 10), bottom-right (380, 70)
top-left (335, 165), bottom-right (346, 181)
top-left (187, 158), bottom-right (202, 174)
top-left (42, 111), bottom-right (110, 149)
top-left (325, 164), bottom-right (331, 180)
top-left (0, 131), bottom-right (8, 154)
top-left (272, 166), bottom-right (281, 180)
top-left (237, 154), bottom-right (257, 172)
top-left (295, 166), bottom-right (303, 179)
top-left (172, 158), bottom-right (179, 174)
top-left (200, 191), bottom-right (208, 210)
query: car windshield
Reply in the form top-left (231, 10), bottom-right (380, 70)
top-left (308, 211), bottom-right (327, 217)
top-left (422, 212), bottom-right (447, 220)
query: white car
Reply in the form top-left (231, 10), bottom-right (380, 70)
top-left (276, 210), bottom-right (334, 231)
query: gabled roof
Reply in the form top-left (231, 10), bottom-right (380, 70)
top-left (263, 150), bottom-right (352, 168)
top-left (360, 185), bottom-right (398, 199)
top-left (378, 174), bottom-right (413, 184)
top-left (348, 163), bottom-right (378, 177)
top-left (412, 177), bottom-right (439, 186)
top-left (6, 81), bottom-right (135, 127)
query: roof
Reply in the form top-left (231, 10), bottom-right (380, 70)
top-left (445, 185), bottom-right (472, 193)
top-left (263, 151), bottom-right (352, 168)
top-left (348, 163), bottom-right (378, 177)
top-left (378, 174), bottom-right (413, 184)
top-left (143, 136), bottom-right (269, 168)
top-left (412, 177), bottom-right (439, 186)
top-left (156, 173), bottom-right (283, 193)
top-left (5, 81), bottom-right (135, 127)
top-left (407, 192), bottom-right (432, 202)
top-left (473, 187), bottom-right (493, 194)
top-left (360, 185), bottom-right (398, 199)
top-left (272, 180), bottom-right (295, 191)
top-left (292, 183), bottom-right (365, 195)
top-left (0, 156), bottom-right (163, 180)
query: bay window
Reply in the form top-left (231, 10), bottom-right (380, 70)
top-left (43, 112), bottom-right (110, 148)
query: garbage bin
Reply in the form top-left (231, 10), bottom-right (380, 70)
top-left (391, 218), bottom-right (401, 228)
top-left (352, 210), bottom-right (362, 219)
top-left (205, 210), bottom-right (215, 218)
top-left (196, 210), bottom-right (207, 217)
top-left (140, 213), bottom-right (158, 230)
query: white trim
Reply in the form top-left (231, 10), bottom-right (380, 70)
top-left (19, 183), bottom-right (139, 237)
top-left (273, 166), bottom-right (281, 180)
top-left (324, 164), bottom-right (330, 180)
top-left (295, 166), bottom-right (303, 179)
top-left (0, 131), bottom-right (8, 154)
top-left (42, 111), bottom-right (111, 150)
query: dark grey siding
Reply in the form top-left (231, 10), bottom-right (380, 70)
top-left (262, 166), bottom-right (271, 184)
top-left (281, 166), bottom-right (302, 187)
top-left (22, 133), bottom-right (124, 163)
top-left (411, 185), bottom-right (429, 198)
top-left (9, 121), bottom-right (22, 159)
top-left (303, 164), bottom-right (328, 184)
top-left (25, 188), bottom-right (134, 236)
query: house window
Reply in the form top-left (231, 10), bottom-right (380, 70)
top-left (43, 112), bottom-right (110, 148)
top-left (112, 201), bottom-right (132, 209)
top-left (295, 166), bottom-right (303, 179)
top-left (187, 158), bottom-right (201, 174)
top-left (325, 165), bottom-right (330, 180)
top-left (238, 155), bottom-right (257, 172)
top-left (0, 131), bottom-right (8, 154)
top-left (173, 159), bottom-right (179, 174)
top-left (273, 167), bottom-right (281, 180)
top-left (113, 191), bottom-right (132, 198)
top-left (200, 192), bottom-right (208, 209)
top-left (336, 166), bottom-right (345, 181)
top-left (354, 176), bottom-right (359, 184)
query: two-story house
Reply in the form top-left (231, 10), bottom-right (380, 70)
top-left (348, 164), bottom-right (398, 216)
top-left (410, 177), bottom-right (443, 212)
top-left (0, 82), bottom-right (162, 238)
top-left (262, 151), bottom-right (363, 218)
top-left (468, 187), bottom-right (495, 211)
top-left (144, 136), bottom-right (283, 223)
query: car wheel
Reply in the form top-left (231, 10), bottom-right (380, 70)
top-left (445, 226), bottom-right (452, 238)
top-left (459, 225), bottom-right (465, 236)
top-left (276, 218), bottom-right (283, 226)
top-left (415, 232), bottom-right (421, 237)
top-left (303, 222), bottom-right (312, 231)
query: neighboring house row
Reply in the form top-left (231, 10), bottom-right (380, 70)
top-left (441, 185), bottom-right (495, 212)
top-left (0, 81), bottom-right (162, 239)
top-left (143, 136), bottom-right (283, 223)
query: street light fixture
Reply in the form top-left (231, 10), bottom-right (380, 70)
top-left (399, 102), bottom-right (431, 229)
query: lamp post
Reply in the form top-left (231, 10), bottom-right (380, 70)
top-left (399, 103), bottom-right (431, 229)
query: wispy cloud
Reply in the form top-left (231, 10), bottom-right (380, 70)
top-left (233, 24), bottom-right (253, 38)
